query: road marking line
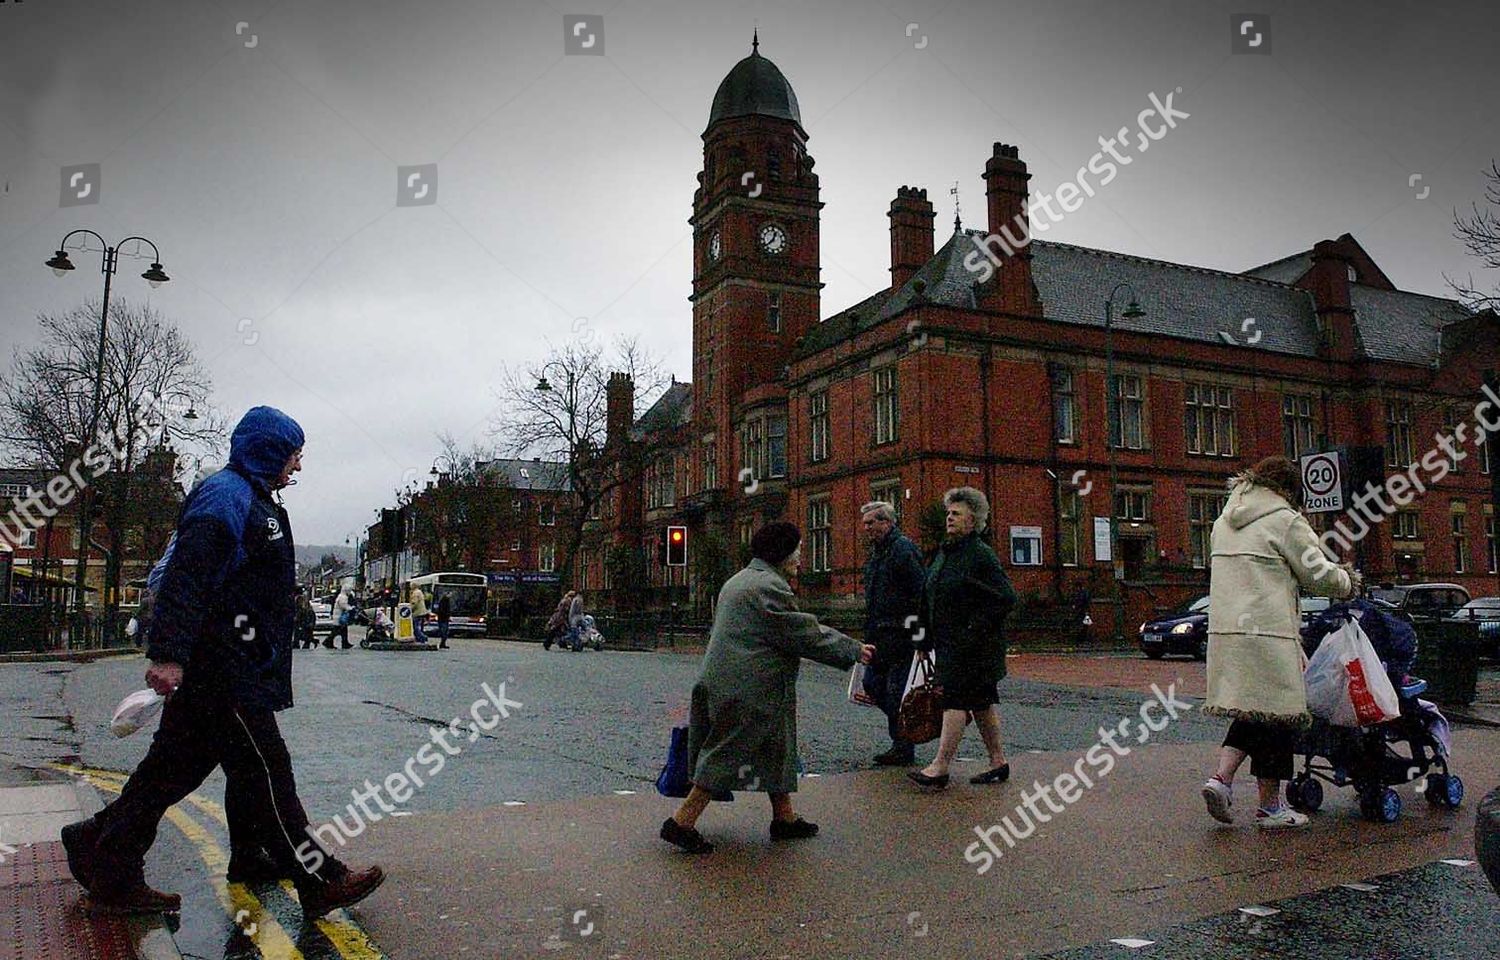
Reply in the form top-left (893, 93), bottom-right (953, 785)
top-left (1238, 905), bottom-right (1280, 917)
top-left (1109, 938), bottom-right (1155, 948)
top-left (59, 763), bottom-right (387, 959)
top-left (1341, 882), bottom-right (1379, 892)
top-left (82, 772), bottom-right (304, 960)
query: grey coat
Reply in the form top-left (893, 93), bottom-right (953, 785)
top-left (687, 559), bottom-right (862, 794)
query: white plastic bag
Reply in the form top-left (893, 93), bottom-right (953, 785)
top-left (111, 689), bottom-right (165, 738)
top-left (1304, 618), bottom-right (1399, 727)
top-left (847, 663), bottom-right (881, 709)
top-left (901, 650), bottom-right (938, 700)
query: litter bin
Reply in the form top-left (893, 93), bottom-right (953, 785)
top-left (1411, 618), bottom-right (1481, 705)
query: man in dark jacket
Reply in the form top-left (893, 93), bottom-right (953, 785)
top-left (60, 407), bottom-right (384, 917)
top-left (859, 501), bottom-right (927, 766)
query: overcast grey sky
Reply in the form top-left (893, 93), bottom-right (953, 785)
top-left (2, 0), bottom-right (1497, 544)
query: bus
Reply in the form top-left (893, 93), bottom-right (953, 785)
top-left (408, 572), bottom-right (490, 637)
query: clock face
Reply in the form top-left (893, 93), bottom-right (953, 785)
top-left (758, 223), bottom-right (787, 256)
top-left (708, 231), bottom-right (721, 261)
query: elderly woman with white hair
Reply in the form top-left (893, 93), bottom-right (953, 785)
top-left (908, 487), bottom-right (1017, 789)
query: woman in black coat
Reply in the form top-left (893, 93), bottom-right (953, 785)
top-left (908, 487), bottom-right (1017, 789)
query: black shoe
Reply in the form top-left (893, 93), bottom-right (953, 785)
top-left (300, 865), bottom-right (386, 919)
top-left (227, 848), bottom-right (285, 885)
top-left (87, 883), bottom-right (182, 915)
top-left (907, 770), bottom-right (950, 789)
top-left (439, 643), bottom-right (448, 649)
top-left (769, 817), bottom-right (819, 841)
top-left (61, 820), bottom-right (100, 891)
top-left (873, 747), bottom-right (916, 767)
top-left (969, 763), bottom-right (1011, 785)
top-left (660, 818), bottom-right (714, 855)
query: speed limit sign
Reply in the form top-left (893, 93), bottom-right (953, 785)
top-left (1301, 452), bottom-right (1344, 512)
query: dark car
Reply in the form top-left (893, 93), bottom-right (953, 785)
top-left (1139, 596), bottom-right (1209, 660)
top-left (1141, 595), bottom-right (1338, 661)
top-left (1449, 597), bottom-right (1500, 660)
top-left (1368, 583), bottom-right (1472, 621)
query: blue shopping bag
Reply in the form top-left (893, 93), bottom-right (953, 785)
top-left (656, 726), bottom-right (691, 798)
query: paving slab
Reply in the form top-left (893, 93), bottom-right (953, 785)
top-left (345, 728), bottom-right (1500, 960)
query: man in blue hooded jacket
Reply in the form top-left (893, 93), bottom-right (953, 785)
top-left (61, 407), bottom-right (384, 917)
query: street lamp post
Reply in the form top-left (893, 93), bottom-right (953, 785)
top-left (45, 231), bottom-right (169, 646)
top-left (1103, 282), bottom-right (1145, 644)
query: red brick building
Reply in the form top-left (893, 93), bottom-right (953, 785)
top-left (586, 41), bottom-right (1500, 622)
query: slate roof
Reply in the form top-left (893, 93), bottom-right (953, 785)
top-left (630, 381), bottom-right (693, 440)
top-left (791, 230), bottom-right (1475, 367)
top-left (483, 458), bottom-right (571, 492)
top-left (1350, 285), bottom-right (1472, 364)
top-left (1244, 252), bottom-right (1313, 284)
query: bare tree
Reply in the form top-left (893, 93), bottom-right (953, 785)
top-left (0, 298), bottom-right (223, 622)
top-left (489, 335), bottom-right (672, 582)
top-left (408, 434), bottom-right (516, 573)
top-left (1450, 160), bottom-right (1500, 313)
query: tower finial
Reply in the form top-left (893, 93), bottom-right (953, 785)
top-left (752, 27), bottom-right (759, 53)
top-left (950, 181), bottom-right (962, 232)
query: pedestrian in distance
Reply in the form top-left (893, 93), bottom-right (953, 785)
top-left (858, 501), bottom-right (927, 767)
top-left (324, 585), bottom-right (354, 649)
top-left (908, 487), bottom-right (1017, 790)
top-left (409, 583), bottom-right (429, 644)
top-left (544, 591), bottom-right (574, 651)
top-left (434, 591), bottom-right (451, 649)
top-left (1201, 456), bottom-right (1358, 829)
top-left (60, 406), bottom-right (384, 916)
top-left (294, 587), bottom-right (316, 650)
top-left (660, 522), bottom-right (876, 855)
top-left (567, 590), bottom-right (587, 652)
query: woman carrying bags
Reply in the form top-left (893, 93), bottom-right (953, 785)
top-left (908, 487), bottom-right (1017, 790)
top-left (660, 522), bottom-right (875, 854)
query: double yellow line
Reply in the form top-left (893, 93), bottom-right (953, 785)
top-left (53, 764), bottom-right (385, 960)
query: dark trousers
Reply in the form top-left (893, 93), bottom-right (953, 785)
top-left (436, 621), bottom-right (449, 644)
top-left (88, 679), bottom-right (344, 895)
top-left (324, 624), bottom-right (349, 648)
top-left (864, 654), bottom-right (914, 753)
top-left (1223, 718), bottom-right (1295, 782)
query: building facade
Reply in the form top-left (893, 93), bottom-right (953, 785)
top-left (585, 40), bottom-right (1500, 621)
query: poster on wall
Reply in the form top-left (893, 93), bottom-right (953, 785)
top-left (1093, 517), bottom-right (1113, 562)
top-left (1010, 526), bottom-right (1043, 566)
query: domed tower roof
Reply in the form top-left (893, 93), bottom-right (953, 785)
top-left (707, 33), bottom-right (802, 128)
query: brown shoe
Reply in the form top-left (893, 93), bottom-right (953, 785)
top-left (87, 883), bottom-right (182, 915)
top-left (300, 865), bottom-right (385, 919)
top-left (60, 820), bottom-right (100, 892)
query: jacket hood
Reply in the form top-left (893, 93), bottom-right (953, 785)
top-left (228, 406), bottom-right (304, 484)
top-left (1222, 475), bottom-right (1295, 530)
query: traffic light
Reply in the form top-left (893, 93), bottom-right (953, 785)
top-left (665, 525), bottom-right (687, 566)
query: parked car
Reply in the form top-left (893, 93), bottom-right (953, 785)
top-left (312, 595), bottom-right (336, 631)
top-left (1140, 595), bottom-right (1337, 661)
top-left (1449, 597), bottom-right (1500, 660)
top-left (1368, 583), bottom-right (1472, 621)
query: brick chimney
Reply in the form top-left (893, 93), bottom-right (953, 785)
top-left (605, 372), bottom-right (634, 447)
top-left (888, 186), bottom-right (935, 290)
top-left (980, 142), bottom-right (1039, 315)
top-left (1303, 239), bottom-right (1361, 362)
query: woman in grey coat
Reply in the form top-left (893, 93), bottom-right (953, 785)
top-left (661, 522), bottom-right (875, 854)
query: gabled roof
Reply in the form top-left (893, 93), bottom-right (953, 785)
top-left (483, 458), bottom-right (571, 492)
top-left (630, 381), bottom-right (693, 440)
top-left (1028, 239), bottom-right (1325, 357)
top-left (795, 288), bottom-right (894, 358)
top-left (1350, 285), bottom-right (1472, 364)
top-left (1244, 251), bottom-right (1312, 284)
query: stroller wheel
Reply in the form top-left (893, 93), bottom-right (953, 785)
top-left (1426, 773), bottom-right (1464, 809)
top-left (1289, 776), bottom-right (1323, 813)
top-left (1362, 787), bottom-right (1402, 823)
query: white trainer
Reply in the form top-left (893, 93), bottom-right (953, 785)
top-left (1202, 777), bottom-right (1234, 824)
top-left (1255, 806), bottom-right (1310, 829)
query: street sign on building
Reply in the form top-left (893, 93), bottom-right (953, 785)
top-left (1301, 451), bottom-right (1344, 513)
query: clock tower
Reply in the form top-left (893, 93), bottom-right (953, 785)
top-left (690, 34), bottom-right (822, 506)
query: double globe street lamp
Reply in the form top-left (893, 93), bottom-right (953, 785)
top-left (44, 230), bottom-right (170, 643)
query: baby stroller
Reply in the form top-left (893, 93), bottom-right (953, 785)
top-left (1288, 600), bottom-right (1463, 823)
top-left (568, 614), bottom-right (605, 652)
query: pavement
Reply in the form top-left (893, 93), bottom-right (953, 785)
top-left (0, 638), bottom-right (1496, 959)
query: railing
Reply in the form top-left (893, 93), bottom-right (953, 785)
top-left (0, 604), bottom-right (130, 654)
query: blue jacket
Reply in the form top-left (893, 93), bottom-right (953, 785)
top-left (863, 528), bottom-right (926, 658)
top-left (147, 407), bottom-right (304, 711)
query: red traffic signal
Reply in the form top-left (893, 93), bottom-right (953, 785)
top-left (665, 525), bottom-right (687, 566)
